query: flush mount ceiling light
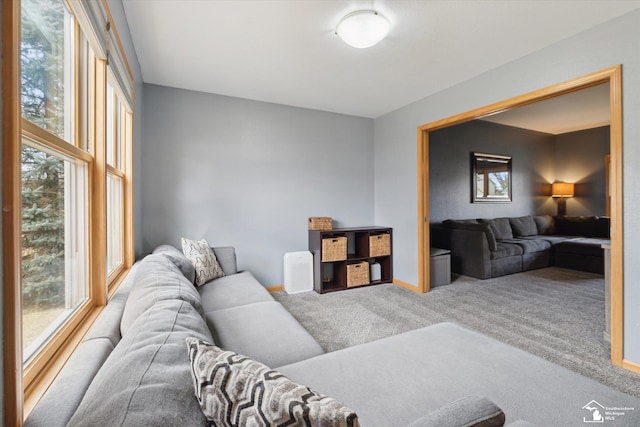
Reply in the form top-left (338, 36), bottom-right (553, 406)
top-left (335, 10), bottom-right (390, 48)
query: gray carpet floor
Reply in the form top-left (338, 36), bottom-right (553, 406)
top-left (272, 267), bottom-right (640, 398)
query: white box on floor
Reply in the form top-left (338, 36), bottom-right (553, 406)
top-left (370, 262), bottom-right (381, 282)
top-left (284, 251), bottom-right (313, 294)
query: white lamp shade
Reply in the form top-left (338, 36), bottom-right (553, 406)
top-left (336, 10), bottom-right (390, 48)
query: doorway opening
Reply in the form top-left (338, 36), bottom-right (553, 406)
top-left (416, 66), bottom-right (624, 367)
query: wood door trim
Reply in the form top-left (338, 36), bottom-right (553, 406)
top-left (416, 66), bottom-right (624, 368)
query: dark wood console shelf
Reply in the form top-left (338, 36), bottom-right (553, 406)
top-left (309, 226), bottom-right (393, 293)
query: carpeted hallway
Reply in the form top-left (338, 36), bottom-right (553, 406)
top-left (273, 267), bottom-right (640, 398)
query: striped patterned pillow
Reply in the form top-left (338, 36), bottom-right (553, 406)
top-left (186, 338), bottom-right (360, 427)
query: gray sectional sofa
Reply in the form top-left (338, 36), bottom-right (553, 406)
top-left (25, 244), bottom-right (640, 426)
top-left (431, 215), bottom-right (610, 279)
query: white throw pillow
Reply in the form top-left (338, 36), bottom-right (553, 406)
top-left (181, 238), bottom-right (225, 286)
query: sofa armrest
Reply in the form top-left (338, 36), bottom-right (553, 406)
top-left (432, 226), bottom-right (492, 279)
top-left (212, 246), bottom-right (238, 275)
top-left (406, 395), bottom-right (506, 427)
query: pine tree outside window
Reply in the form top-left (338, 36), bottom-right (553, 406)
top-left (20, 0), bottom-right (91, 364)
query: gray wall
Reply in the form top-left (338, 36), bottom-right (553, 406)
top-left (429, 120), bottom-right (555, 223)
top-left (374, 10), bottom-right (640, 363)
top-left (141, 84), bottom-right (374, 286)
top-left (555, 126), bottom-right (610, 216)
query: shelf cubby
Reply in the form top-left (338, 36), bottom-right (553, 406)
top-left (309, 226), bottom-right (393, 293)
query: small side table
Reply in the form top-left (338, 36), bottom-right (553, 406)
top-left (430, 248), bottom-right (451, 287)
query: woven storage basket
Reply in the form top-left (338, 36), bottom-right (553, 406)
top-left (309, 217), bottom-right (332, 230)
top-left (369, 233), bottom-right (391, 257)
top-left (321, 236), bottom-right (347, 262)
top-left (347, 261), bottom-right (370, 288)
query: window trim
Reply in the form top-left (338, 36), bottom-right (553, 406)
top-left (3, 0), bottom-right (25, 424)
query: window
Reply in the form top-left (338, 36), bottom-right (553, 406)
top-left (4, 0), bottom-right (136, 417)
top-left (105, 77), bottom-right (131, 279)
top-left (20, 0), bottom-right (91, 365)
top-left (21, 138), bottom-right (88, 363)
top-left (21, 0), bottom-right (74, 141)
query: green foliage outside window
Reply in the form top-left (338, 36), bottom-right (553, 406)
top-left (21, 0), bottom-right (68, 308)
top-left (21, 146), bottom-right (65, 308)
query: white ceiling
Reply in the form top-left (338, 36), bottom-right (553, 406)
top-left (480, 83), bottom-right (611, 135)
top-left (122, 1), bottom-right (640, 119)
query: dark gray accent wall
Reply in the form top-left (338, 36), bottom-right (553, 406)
top-left (142, 84), bottom-right (374, 286)
top-left (555, 126), bottom-right (610, 216)
top-left (428, 121), bottom-right (555, 223)
top-left (374, 10), bottom-right (640, 362)
top-left (428, 122), bottom-right (610, 222)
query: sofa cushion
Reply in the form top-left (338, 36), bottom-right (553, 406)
top-left (554, 238), bottom-right (608, 257)
top-left (181, 237), bottom-right (225, 285)
top-left (68, 300), bottom-right (213, 427)
top-left (553, 216), bottom-right (598, 237)
top-left (480, 218), bottom-right (513, 241)
top-left (198, 271), bottom-right (274, 312)
top-left (520, 235), bottom-right (571, 245)
top-left (205, 301), bottom-right (324, 368)
top-left (153, 244), bottom-right (196, 283)
top-left (509, 216), bottom-right (537, 237)
top-left (25, 338), bottom-right (115, 427)
top-left (443, 220), bottom-right (497, 252)
top-left (120, 253), bottom-right (204, 336)
top-left (502, 238), bottom-right (551, 254)
top-left (84, 263), bottom-right (136, 346)
top-left (490, 242), bottom-right (523, 260)
top-left (277, 322), bottom-right (640, 427)
top-left (406, 395), bottom-right (505, 427)
top-left (185, 338), bottom-right (359, 427)
top-left (533, 215), bottom-right (555, 235)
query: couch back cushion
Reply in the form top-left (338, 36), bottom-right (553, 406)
top-left (479, 217), bottom-right (513, 241)
top-left (120, 253), bottom-right (204, 336)
top-left (533, 215), bottom-right (555, 235)
top-left (153, 244), bottom-right (196, 283)
top-left (443, 220), bottom-right (497, 252)
top-left (554, 216), bottom-right (598, 237)
top-left (68, 300), bottom-right (213, 427)
top-left (509, 216), bottom-right (538, 237)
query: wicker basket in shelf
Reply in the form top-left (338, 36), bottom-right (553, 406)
top-left (369, 233), bottom-right (391, 257)
top-left (347, 261), bottom-right (370, 287)
top-left (322, 237), bottom-right (347, 262)
top-left (309, 217), bottom-right (332, 230)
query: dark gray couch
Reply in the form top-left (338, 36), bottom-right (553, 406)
top-left (431, 215), bottom-right (610, 279)
top-left (25, 243), bottom-right (640, 427)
